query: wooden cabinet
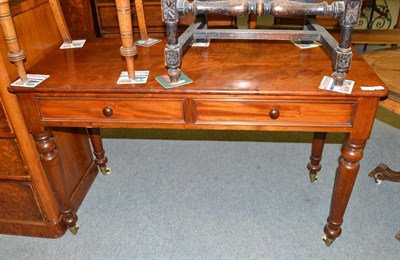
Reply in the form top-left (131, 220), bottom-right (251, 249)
top-left (93, 0), bottom-right (236, 38)
top-left (0, 0), bottom-right (98, 238)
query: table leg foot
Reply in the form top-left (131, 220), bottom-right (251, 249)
top-left (322, 236), bottom-right (335, 246)
top-left (168, 67), bottom-right (181, 83)
top-left (100, 166), bottom-right (111, 176)
top-left (395, 230), bottom-right (400, 241)
top-left (309, 172), bottom-right (318, 183)
top-left (69, 224), bottom-right (79, 235)
top-left (332, 71), bottom-right (346, 86)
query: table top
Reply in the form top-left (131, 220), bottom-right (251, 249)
top-left (11, 38), bottom-right (388, 98)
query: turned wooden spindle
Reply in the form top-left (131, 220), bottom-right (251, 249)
top-left (48, 0), bottom-right (72, 43)
top-left (134, 0), bottom-right (148, 41)
top-left (0, 0), bottom-right (27, 82)
top-left (115, 0), bottom-right (137, 80)
top-left (248, 13), bottom-right (257, 29)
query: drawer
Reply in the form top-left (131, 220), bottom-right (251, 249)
top-left (194, 99), bottom-right (355, 126)
top-left (37, 98), bottom-right (185, 123)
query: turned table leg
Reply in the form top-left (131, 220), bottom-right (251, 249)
top-left (34, 130), bottom-right (79, 234)
top-left (307, 132), bottom-right (327, 183)
top-left (87, 128), bottom-right (111, 175)
top-left (323, 136), bottom-right (365, 246)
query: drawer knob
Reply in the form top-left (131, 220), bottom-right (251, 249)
top-left (269, 107), bottom-right (280, 120)
top-left (103, 107), bottom-right (113, 117)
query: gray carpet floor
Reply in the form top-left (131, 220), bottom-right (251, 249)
top-left (0, 108), bottom-right (399, 259)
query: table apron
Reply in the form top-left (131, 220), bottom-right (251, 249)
top-left (33, 96), bottom-right (357, 132)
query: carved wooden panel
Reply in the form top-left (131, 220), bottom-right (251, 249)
top-left (0, 181), bottom-right (43, 220)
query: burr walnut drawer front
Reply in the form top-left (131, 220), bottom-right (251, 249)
top-left (37, 98), bottom-right (185, 123)
top-left (194, 100), bottom-right (355, 126)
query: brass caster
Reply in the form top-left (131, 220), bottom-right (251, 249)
top-left (322, 236), bottom-right (335, 247)
top-left (100, 166), bottom-right (111, 175)
top-left (309, 172), bottom-right (318, 183)
top-left (373, 173), bottom-right (383, 185)
top-left (69, 224), bottom-right (79, 235)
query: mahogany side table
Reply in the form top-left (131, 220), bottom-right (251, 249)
top-left (9, 39), bottom-right (388, 245)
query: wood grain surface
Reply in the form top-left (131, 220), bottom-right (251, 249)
top-left (0, 100), bottom-right (13, 136)
top-left (361, 47), bottom-right (400, 114)
top-left (0, 0), bottom-right (98, 238)
top-left (13, 39), bottom-right (387, 98)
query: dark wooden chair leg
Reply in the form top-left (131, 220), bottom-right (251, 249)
top-left (87, 128), bottom-right (111, 175)
top-left (307, 132), bottom-right (327, 183)
top-left (161, 0), bottom-right (181, 83)
top-left (368, 163), bottom-right (400, 184)
top-left (332, 0), bottom-right (362, 86)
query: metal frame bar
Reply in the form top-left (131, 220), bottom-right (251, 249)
top-left (193, 28), bottom-right (321, 41)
